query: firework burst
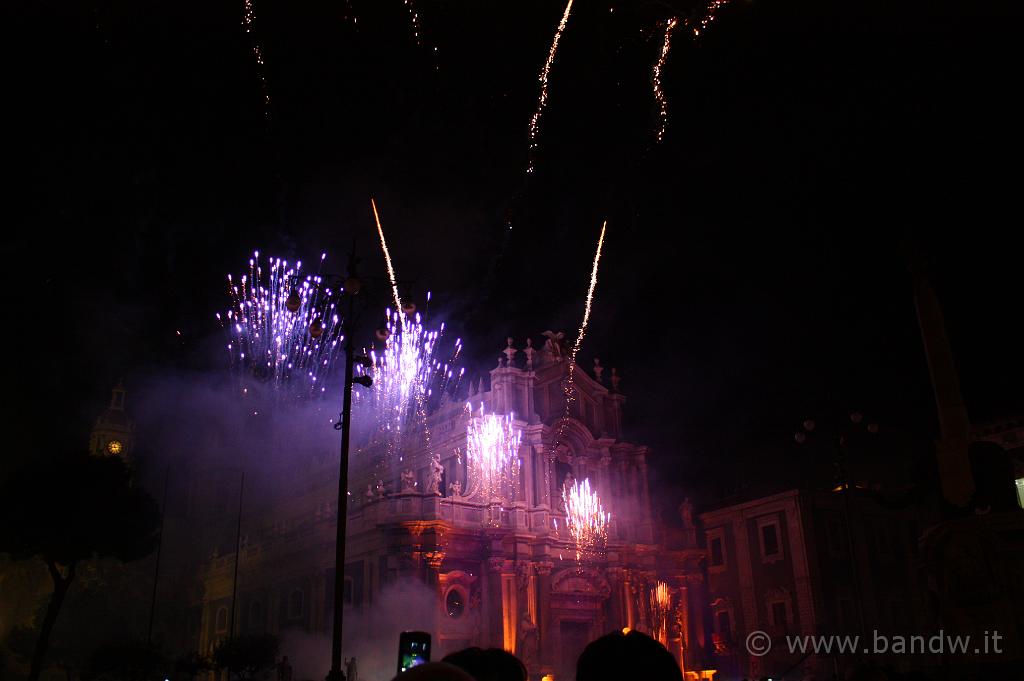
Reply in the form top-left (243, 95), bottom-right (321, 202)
top-left (360, 308), bottom-right (462, 452)
top-left (527, 0), bottom-right (575, 174)
top-left (465, 403), bottom-right (523, 503)
top-left (218, 251), bottom-right (343, 401)
top-left (562, 477), bottom-right (610, 562)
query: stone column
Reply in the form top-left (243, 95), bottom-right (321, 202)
top-left (598, 451), bottom-right (612, 508)
top-left (501, 567), bottom-right (517, 653)
top-left (638, 460), bottom-right (652, 519)
top-left (622, 571), bottom-right (635, 630)
top-left (606, 568), bottom-right (625, 629)
top-left (536, 561), bottom-right (554, 673)
top-left (486, 557), bottom-right (507, 650)
top-left (676, 583), bottom-right (690, 675)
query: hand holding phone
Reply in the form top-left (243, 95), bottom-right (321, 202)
top-left (397, 631), bottom-right (431, 675)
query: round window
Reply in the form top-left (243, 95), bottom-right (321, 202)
top-left (446, 588), bottom-right (465, 619)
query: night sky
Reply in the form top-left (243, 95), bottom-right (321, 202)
top-left (7, 0), bottom-right (1023, 502)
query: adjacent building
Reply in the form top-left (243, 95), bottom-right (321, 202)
top-left (700, 488), bottom-right (932, 680)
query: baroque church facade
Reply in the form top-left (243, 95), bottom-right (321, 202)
top-left (187, 333), bottom-right (708, 681)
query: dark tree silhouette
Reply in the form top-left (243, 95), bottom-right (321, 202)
top-left (175, 650), bottom-right (214, 681)
top-left (81, 640), bottom-right (167, 681)
top-left (0, 454), bottom-right (160, 681)
top-left (212, 634), bottom-right (280, 681)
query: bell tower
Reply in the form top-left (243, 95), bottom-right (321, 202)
top-left (90, 382), bottom-right (134, 459)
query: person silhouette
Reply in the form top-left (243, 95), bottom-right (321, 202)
top-left (576, 630), bottom-right (682, 681)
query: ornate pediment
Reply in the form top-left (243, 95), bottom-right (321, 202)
top-left (552, 568), bottom-right (611, 598)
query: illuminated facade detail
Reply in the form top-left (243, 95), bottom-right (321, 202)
top-left (188, 332), bottom-right (708, 680)
top-left (90, 383), bottom-right (133, 459)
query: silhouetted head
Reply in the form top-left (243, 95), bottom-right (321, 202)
top-left (442, 647), bottom-right (527, 681)
top-left (576, 630), bottom-right (682, 681)
top-left (968, 440), bottom-right (1018, 512)
top-left (391, 661), bottom-right (477, 681)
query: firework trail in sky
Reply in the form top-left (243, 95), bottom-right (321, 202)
top-left (361, 201), bottom-right (464, 466)
top-left (403, 0), bottom-right (423, 45)
top-left (649, 0), bottom-right (733, 143)
top-left (652, 18), bottom-right (678, 143)
top-left (691, 0), bottom-right (731, 37)
top-left (218, 251), bottom-right (342, 402)
top-left (527, 0), bottom-right (575, 174)
top-left (242, 0), bottom-right (271, 117)
top-left (548, 222), bottom-right (608, 517)
top-left (556, 221), bottom-right (607, 438)
top-left (371, 198), bottom-right (404, 319)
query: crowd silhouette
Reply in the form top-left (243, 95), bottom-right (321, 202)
top-left (388, 629), bottom-right (682, 681)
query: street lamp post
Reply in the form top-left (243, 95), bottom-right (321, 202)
top-left (320, 247), bottom-right (396, 681)
top-left (325, 251), bottom-right (374, 681)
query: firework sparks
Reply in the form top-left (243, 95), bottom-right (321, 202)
top-left (691, 0), bottom-right (730, 37)
top-left (649, 581), bottom-right (672, 645)
top-left (649, 0), bottom-right (733, 143)
top-left (360, 309), bottom-right (462, 451)
top-left (652, 18), bottom-right (678, 143)
top-left (567, 220), bottom-right (607, 376)
top-left (562, 478), bottom-right (610, 562)
top-left (466, 403), bottom-right (523, 503)
top-left (551, 220), bottom-right (607, 454)
top-left (371, 198), bottom-right (403, 318)
top-left (219, 251), bottom-right (342, 401)
top-left (242, 0), bottom-right (271, 117)
top-left (527, 0), bottom-right (575, 174)
top-left (403, 0), bottom-right (423, 45)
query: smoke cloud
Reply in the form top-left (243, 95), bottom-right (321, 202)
top-left (280, 579), bottom-right (438, 681)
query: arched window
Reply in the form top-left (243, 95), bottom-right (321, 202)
top-left (288, 589), bottom-right (304, 619)
top-left (445, 587), bottom-right (466, 619)
top-left (215, 607), bottom-right (228, 633)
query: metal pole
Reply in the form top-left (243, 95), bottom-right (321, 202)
top-left (330, 268), bottom-right (358, 681)
top-left (230, 471), bottom-right (245, 639)
top-left (835, 438), bottom-right (867, 649)
top-left (146, 465), bottom-right (170, 645)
